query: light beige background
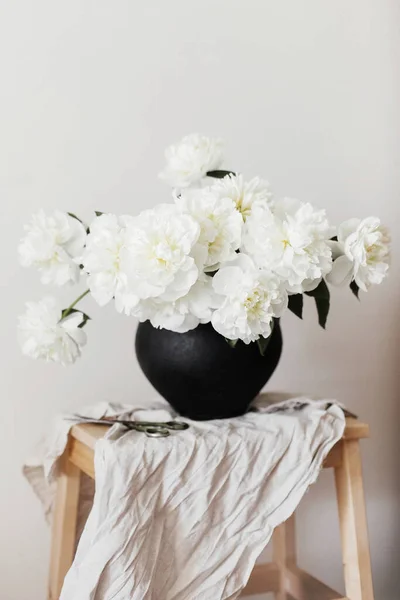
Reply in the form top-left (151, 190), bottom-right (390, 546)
top-left (1, 1), bottom-right (399, 599)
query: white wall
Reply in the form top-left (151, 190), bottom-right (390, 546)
top-left (1, 1), bottom-right (399, 598)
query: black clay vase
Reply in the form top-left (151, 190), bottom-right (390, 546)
top-left (135, 320), bottom-right (282, 420)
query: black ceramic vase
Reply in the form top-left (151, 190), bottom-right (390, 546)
top-left (135, 320), bottom-right (282, 420)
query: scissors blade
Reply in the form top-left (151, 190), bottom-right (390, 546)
top-left (69, 415), bottom-right (115, 426)
top-left (70, 415), bottom-right (136, 428)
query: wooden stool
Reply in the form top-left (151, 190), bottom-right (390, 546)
top-left (49, 418), bottom-right (374, 600)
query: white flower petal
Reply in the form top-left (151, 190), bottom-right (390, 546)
top-left (18, 297), bottom-right (87, 365)
top-left (87, 272), bottom-right (117, 306)
top-left (176, 186), bottom-right (242, 269)
top-left (66, 327), bottom-right (87, 347)
top-left (211, 253), bottom-right (287, 343)
top-left (331, 217), bottom-right (390, 290)
top-left (326, 255), bottom-right (354, 287)
top-left (301, 277), bottom-right (322, 293)
top-left (61, 312), bottom-right (84, 330)
top-left (171, 314), bottom-right (201, 333)
top-left (159, 134), bottom-right (224, 188)
top-left (133, 275), bottom-right (217, 333)
top-left (211, 173), bottom-right (273, 220)
top-left (18, 211), bottom-right (86, 286)
top-left (328, 240), bottom-right (343, 260)
top-left (212, 266), bottom-right (243, 296)
top-left (82, 206), bottom-right (202, 315)
top-left (337, 218), bottom-right (361, 243)
top-left (158, 261), bottom-right (199, 302)
top-left (242, 198), bottom-right (333, 292)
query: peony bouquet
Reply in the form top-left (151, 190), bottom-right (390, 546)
top-left (18, 134), bottom-right (391, 365)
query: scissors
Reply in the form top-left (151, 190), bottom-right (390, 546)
top-left (71, 415), bottom-right (189, 438)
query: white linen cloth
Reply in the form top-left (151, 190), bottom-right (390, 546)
top-left (24, 393), bottom-right (345, 600)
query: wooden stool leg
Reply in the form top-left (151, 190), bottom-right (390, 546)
top-left (273, 514), bottom-right (297, 599)
top-left (334, 439), bottom-right (374, 600)
top-left (48, 456), bottom-right (81, 600)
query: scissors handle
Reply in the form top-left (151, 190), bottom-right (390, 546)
top-left (144, 427), bottom-right (170, 438)
top-left (128, 420), bottom-right (189, 431)
top-left (164, 421), bottom-right (189, 431)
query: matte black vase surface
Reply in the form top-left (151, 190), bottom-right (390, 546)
top-left (135, 320), bottom-right (282, 420)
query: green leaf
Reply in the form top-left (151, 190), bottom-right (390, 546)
top-left (67, 212), bottom-right (84, 224)
top-left (288, 294), bottom-right (303, 319)
top-left (225, 338), bottom-right (238, 348)
top-left (257, 334), bottom-right (272, 356)
top-left (61, 307), bottom-right (91, 328)
top-left (256, 320), bottom-right (276, 356)
top-left (68, 212), bottom-right (89, 234)
top-left (305, 279), bottom-right (330, 329)
top-left (206, 170), bottom-right (236, 179)
top-left (350, 280), bottom-right (360, 299)
top-left (95, 211), bottom-right (104, 217)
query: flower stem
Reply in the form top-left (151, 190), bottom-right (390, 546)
top-left (61, 289), bottom-right (90, 319)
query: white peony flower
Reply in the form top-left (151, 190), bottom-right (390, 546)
top-left (81, 213), bottom-right (139, 314)
top-left (82, 206), bottom-right (202, 315)
top-left (133, 275), bottom-right (218, 333)
top-left (175, 187), bottom-right (243, 270)
top-left (211, 254), bottom-right (287, 343)
top-left (326, 217), bottom-right (390, 291)
top-left (18, 210), bottom-right (87, 285)
top-left (242, 198), bottom-right (334, 293)
top-left (18, 297), bottom-right (87, 365)
top-left (122, 204), bottom-right (202, 304)
top-left (159, 133), bottom-right (224, 188)
top-left (211, 173), bottom-right (273, 220)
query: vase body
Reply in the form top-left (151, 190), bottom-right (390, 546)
top-left (135, 321), bottom-right (282, 420)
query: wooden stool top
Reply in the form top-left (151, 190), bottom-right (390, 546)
top-left (71, 417), bottom-right (369, 450)
top-left (68, 417), bottom-right (369, 481)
